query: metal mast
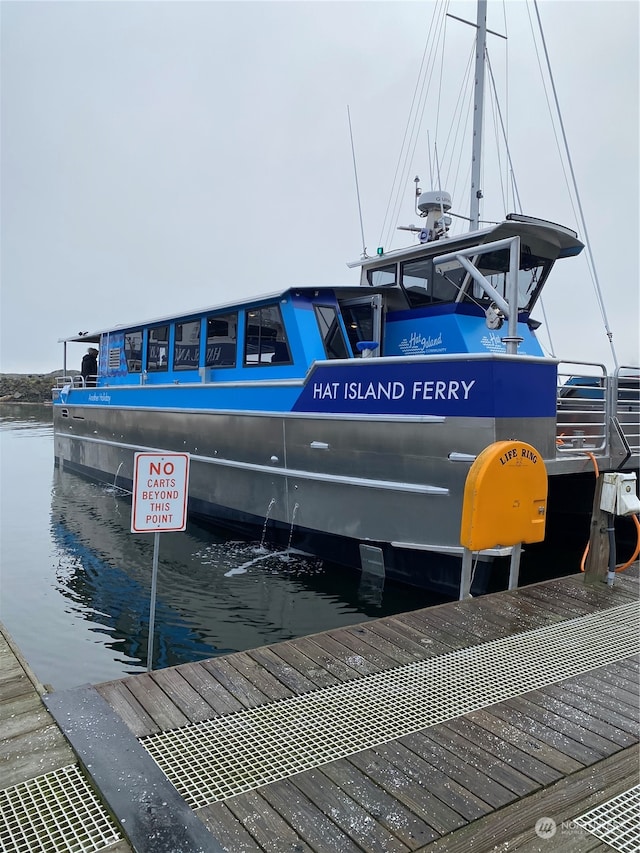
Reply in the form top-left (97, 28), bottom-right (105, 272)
top-left (470, 0), bottom-right (487, 231)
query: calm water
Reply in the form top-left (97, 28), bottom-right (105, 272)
top-left (0, 404), bottom-right (440, 690)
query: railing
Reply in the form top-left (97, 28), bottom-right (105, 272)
top-left (613, 365), bottom-right (640, 456)
top-left (556, 361), bottom-right (640, 459)
top-left (53, 375), bottom-right (95, 389)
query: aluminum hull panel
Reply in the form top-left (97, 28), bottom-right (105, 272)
top-left (54, 406), bottom-right (555, 550)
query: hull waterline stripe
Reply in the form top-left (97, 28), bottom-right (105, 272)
top-left (56, 434), bottom-right (449, 495)
top-left (140, 601), bottom-right (638, 809)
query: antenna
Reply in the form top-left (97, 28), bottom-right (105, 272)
top-left (347, 105), bottom-right (368, 258)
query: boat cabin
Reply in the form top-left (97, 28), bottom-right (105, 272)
top-left (62, 214), bottom-right (583, 387)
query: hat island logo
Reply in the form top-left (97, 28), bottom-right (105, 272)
top-left (398, 331), bottom-right (446, 355)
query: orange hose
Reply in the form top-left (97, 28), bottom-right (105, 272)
top-left (584, 451), bottom-right (599, 478)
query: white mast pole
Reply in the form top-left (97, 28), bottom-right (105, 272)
top-left (470, 0), bottom-right (487, 231)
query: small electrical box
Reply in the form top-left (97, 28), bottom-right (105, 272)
top-left (600, 472), bottom-right (640, 516)
top-left (460, 440), bottom-right (548, 551)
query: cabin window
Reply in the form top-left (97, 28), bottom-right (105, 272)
top-left (205, 312), bottom-right (237, 367)
top-left (124, 330), bottom-right (142, 372)
top-left (147, 325), bottom-right (169, 372)
top-left (341, 302), bottom-right (374, 354)
top-left (244, 305), bottom-right (291, 366)
top-left (314, 305), bottom-right (349, 359)
top-left (366, 264), bottom-right (396, 287)
top-left (174, 320), bottom-right (200, 369)
top-left (471, 247), bottom-right (549, 310)
top-left (401, 257), bottom-right (459, 307)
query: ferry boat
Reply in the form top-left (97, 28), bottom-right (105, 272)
top-left (52, 4), bottom-right (639, 596)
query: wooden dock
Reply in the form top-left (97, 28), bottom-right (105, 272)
top-left (3, 568), bottom-right (639, 852)
top-left (0, 623), bottom-right (133, 852)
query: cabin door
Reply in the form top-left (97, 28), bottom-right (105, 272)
top-left (339, 295), bottom-right (383, 357)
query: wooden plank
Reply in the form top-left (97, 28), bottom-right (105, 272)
top-left (386, 616), bottom-right (457, 657)
top-left (378, 739), bottom-right (493, 822)
top-left (198, 802), bottom-right (264, 853)
top-left (523, 688), bottom-right (637, 748)
top-left (506, 695), bottom-right (621, 759)
top-left (264, 643), bottom-right (343, 689)
top-left (413, 745), bottom-right (639, 853)
top-left (325, 627), bottom-right (402, 670)
top-left (0, 692), bottom-right (46, 725)
top-left (0, 701), bottom-right (52, 742)
top-left (302, 634), bottom-right (381, 677)
top-left (486, 699), bottom-right (602, 766)
top-left (340, 624), bottom-right (425, 666)
top-left (429, 721), bottom-right (552, 797)
top-left (0, 670), bottom-right (34, 703)
top-left (259, 778), bottom-right (365, 853)
top-left (0, 724), bottom-right (75, 789)
top-left (290, 636), bottom-right (366, 681)
top-left (516, 586), bottom-right (611, 619)
top-left (178, 662), bottom-right (245, 716)
top-left (405, 730), bottom-right (517, 809)
top-left (347, 747), bottom-right (466, 836)
top-left (592, 663), bottom-right (640, 697)
top-left (226, 652), bottom-right (297, 700)
top-left (151, 667), bottom-right (226, 723)
top-left (247, 646), bottom-right (326, 693)
top-left (556, 680), bottom-right (640, 735)
top-left (320, 758), bottom-right (439, 850)
top-left (534, 575), bottom-right (634, 608)
top-left (202, 657), bottom-right (274, 709)
top-left (95, 680), bottom-right (159, 737)
top-left (291, 767), bottom-right (411, 853)
top-left (223, 789), bottom-right (315, 852)
top-left (413, 609), bottom-right (504, 645)
top-left (461, 708), bottom-right (584, 776)
top-left (398, 612), bottom-right (476, 652)
top-left (119, 673), bottom-right (189, 731)
top-left (454, 709), bottom-right (569, 786)
top-left (373, 617), bottom-right (452, 658)
top-left (0, 651), bottom-right (25, 686)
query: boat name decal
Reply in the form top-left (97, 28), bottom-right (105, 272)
top-left (398, 331), bottom-right (446, 355)
top-left (88, 393), bottom-right (111, 403)
top-left (312, 379), bottom-right (475, 402)
top-left (480, 332), bottom-right (507, 353)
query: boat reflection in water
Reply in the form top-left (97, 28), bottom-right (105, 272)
top-left (51, 467), bottom-right (440, 673)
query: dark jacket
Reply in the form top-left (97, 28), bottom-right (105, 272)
top-left (81, 353), bottom-right (98, 386)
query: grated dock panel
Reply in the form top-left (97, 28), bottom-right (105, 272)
top-left (141, 600), bottom-right (639, 808)
top-left (0, 763), bottom-right (122, 853)
top-left (573, 785), bottom-right (640, 853)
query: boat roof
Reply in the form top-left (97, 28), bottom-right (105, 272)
top-left (58, 284), bottom-right (363, 344)
top-left (61, 214), bottom-right (583, 345)
top-left (348, 214), bottom-right (583, 269)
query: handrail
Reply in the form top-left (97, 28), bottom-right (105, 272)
top-left (556, 361), bottom-right (608, 454)
top-left (556, 361), bottom-right (639, 459)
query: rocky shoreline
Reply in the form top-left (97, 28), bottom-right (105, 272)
top-left (0, 373), bottom-right (76, 404)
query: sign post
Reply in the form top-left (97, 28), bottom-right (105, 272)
top-left (131, 452), bottom-right (190, 671)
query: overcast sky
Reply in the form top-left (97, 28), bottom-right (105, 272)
top-left (1, 0), bottom-right (638, 375)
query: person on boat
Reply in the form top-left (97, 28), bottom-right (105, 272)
top-left (81, 347), bottom-right (98, 387)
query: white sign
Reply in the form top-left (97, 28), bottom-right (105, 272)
top-left (131, 452), bottom-right (190, 533)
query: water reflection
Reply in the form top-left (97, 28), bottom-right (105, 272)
top-left (50, 465), bottom-right (440, 675)
top-left (1, 403), bottom-right (441, 685)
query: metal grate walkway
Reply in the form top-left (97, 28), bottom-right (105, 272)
top-left (141, 600), bottom-right (639, 809)
top-left (573, 785), bottom-right (640, 853)
top-left (0, 764), bottom-right (122, 853)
